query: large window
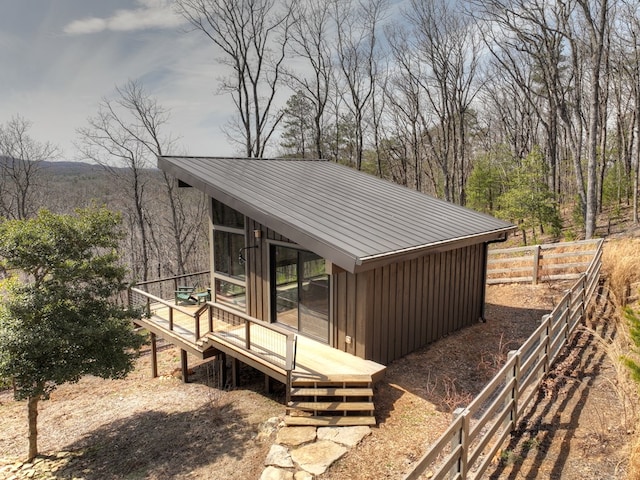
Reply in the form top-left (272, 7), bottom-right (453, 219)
top-left (213, 200), bottom-right (245, 228)
top-left (212, 199), bottom-right (246, 310)
top-left (214, 230), bottom-right (245, 279)
top-left (271, 245), bottom-right (329, 343)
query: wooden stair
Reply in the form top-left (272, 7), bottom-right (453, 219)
top-left (285, 379), bottom-right (376, 426)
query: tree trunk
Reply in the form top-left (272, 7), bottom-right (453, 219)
top-left (632, 91), bottom-right (640, 225)
top-left (27, 394), bottom-right (39, 462)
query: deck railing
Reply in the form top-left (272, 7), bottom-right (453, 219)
top-left (128, 276), bottom-right (297, 379)
top-left (403, 238), bottom-right (603, 480)
top-left (130, 270), bottom-right (211, 301)
top-left (208, 302), bottom-right (297, 372)
top-left (129, 286), bottom-right (210, 340)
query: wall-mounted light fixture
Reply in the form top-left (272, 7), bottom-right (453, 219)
top-left (254, 229), bottom-right (262, 239)
top-left (238, 245), bottom-right (259, 265)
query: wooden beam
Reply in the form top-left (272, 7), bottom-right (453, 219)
top-left (150, 332), bottom-right (158, 378)
top-left (326, 261), bottom-right (345, 275)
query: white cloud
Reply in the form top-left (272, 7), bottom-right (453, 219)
top-left (63, 0), bottom-right (183, 35)
top-left (64, 17), bottom-right (108, 35)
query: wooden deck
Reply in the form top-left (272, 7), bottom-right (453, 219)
top-left (133, 299), bottom-right (386, 425)
top-left (136, 302), bottom-right (385, 384)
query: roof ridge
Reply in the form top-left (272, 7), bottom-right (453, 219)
top-left (159, 155), bottom-right (329, 162)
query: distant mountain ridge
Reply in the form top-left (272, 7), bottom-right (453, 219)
top-left (0, 156), bottom-right (158, 175)
top-left (41, 161), bottom-right (103, 174)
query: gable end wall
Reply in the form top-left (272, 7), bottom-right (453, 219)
top-left (333, 242), bottom-right (488, 365)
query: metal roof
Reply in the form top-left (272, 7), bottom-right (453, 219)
top-left (158, 156), bottom-right (515, 273)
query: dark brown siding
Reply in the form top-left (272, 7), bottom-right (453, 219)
top-left (331, 270), bottom-right (372, 357)
top-left (243, 211), bottom-right (487, 364)
top-left (356, 243), bottom-right (487, 365)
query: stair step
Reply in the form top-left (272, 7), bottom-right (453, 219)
top-left (288, 401), bottom-right (374, 411)
top-left (292, 375), bottom-right (373, 384)
top-left (284, 415), bottom-right (377, 426)
top-left (290, 387), bottom-right (374, 397)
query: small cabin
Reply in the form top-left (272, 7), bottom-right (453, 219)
top-left (159, 156), bottom-right (515, 365)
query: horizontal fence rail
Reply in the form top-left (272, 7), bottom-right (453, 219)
top-left (404, 238), bottom-right (603, 480)
top-left (487, 239), bottom-right (601, 285)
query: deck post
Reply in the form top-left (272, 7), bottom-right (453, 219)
top-left (264, 374), bottom-right (272, 393)
top-left (180, 349), bottom-right (189, 383)
top-left (217, 353), bottom-right (227, 389)
top-left (150, 332), bottom-right (158, 378)
top-left (245, 319), bottom-right (251, 350)
top-left (232, 358), bottom-right (240, 387)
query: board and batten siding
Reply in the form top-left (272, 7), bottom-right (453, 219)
top-left (332, 243), bottom-right (488, 365)
top-left (233, 210), bottom-right (489, 365)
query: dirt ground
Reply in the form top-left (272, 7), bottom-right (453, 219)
top-left (0, 281), bottom-right (633, 480)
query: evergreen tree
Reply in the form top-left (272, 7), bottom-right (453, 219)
top-left (0, 208), bottom-right (145, 461)
top-left (466, 148), bottom-right (510, 214)
top-left (280, 91), bottom-right (315, 158)
top-left (496, 147), bottom-right (562, 244)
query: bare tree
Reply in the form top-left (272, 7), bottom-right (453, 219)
top-left (176, 0), bottom-right (294, 158)
top-left (286, 0), bottom-right (334, 159)
top-left (0, 116), bottom-right (59, 220)
top-left (114, 81), bottom-right (207, 276)
top-left (617, 0), bottom-right (640, 223)
top-left (77, 91), bottom-right (154, 282)
top-left (471, 0), bottom-right (573, 200)
top-left (574, 0), bottom-right (610, 238)
top-left (332, 0), bottom-right (387, 171)
top-left (404, 0), bottom-right (482, 203)
top-left (77, 81), bottom-right (206, 280)
top-left (385, 25), bottom-right (429, 191)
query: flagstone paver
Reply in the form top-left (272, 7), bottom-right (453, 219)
top-left (290, 440), bottom-right (348, 476)
top-left (316, 426), bottom-right (371, 447)
top-left (276, 426), bottom-right (317, 447)
top-left (259, 423), bottom-right (372, 478)
top-left (259, 466), bottom-right (294, 480)
top-left (265, 444), bottom-right (295, 468)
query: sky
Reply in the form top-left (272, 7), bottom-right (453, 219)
top-left (0, 0), bottom-right (239, 161)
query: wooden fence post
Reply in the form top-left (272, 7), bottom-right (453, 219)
top-left (181, 349), bottom-right (189, 383)
top-left (540, 315), bottom-right (551, 378)
top-left (504, 351), bottom-right (520, 432)
top-left (532, 245), bottom-right (541, 285)
top-left (579, 274), bottom-right (586, 325)
top-left (450, 407), bottom-right (469, 479)
top-left (564, 289), bottom-right (572, 340)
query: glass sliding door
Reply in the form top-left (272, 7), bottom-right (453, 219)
top-left (272, 245), bottom-right (329, 343)
top-left (298, 250), bottom-right (329, 341)
top-left (273, 246), bottom-right (299, 329)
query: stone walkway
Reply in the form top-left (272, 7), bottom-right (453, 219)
top-left (258, 419), bottom-right (371, 480)
top-left (1, 420), bottom-right (371, 480)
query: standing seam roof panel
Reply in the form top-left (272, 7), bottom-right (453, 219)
top-left (159, 156), bottom-right (515, 272)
